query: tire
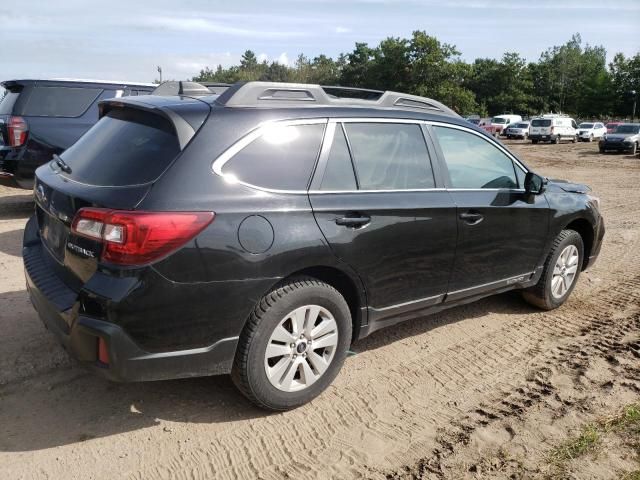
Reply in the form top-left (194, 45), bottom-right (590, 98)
top-left (554, 135), bottom-right (561, 144)
top-left (232, 276), bottom-right (352, 411)
top-left (631, 143), bottom-right (638, 155)
top-left (522, 230), bottom-right (584, 310)
top-left (589, 134), bottom-right (593, 142)
top-left (572, 135), bottom-right (577, 143)
top-left (599, 146), bottom-right (605, 153)
top-left (532, 139), bottom-right (539, 144)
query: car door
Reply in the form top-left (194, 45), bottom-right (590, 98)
top-left (309, 120), bottom-right (457, 327)
top-left (428, 123), bottom-right (550, 300)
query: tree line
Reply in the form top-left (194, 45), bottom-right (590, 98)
top-left (193, 31), bottom-right (639, 119)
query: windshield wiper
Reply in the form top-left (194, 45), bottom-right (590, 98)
top-left (53, 154), bottom-right (72, 174)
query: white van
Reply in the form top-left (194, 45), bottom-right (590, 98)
top-left (529, 115), bottom-right (578, 144)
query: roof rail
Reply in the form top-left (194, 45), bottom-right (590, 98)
top-left (214, 81), bottom-right (459, 117)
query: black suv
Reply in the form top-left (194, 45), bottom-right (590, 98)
top-left (0, 79), bottom-right (154, 189)
top-left (24, 82), bottom-right (605, 410)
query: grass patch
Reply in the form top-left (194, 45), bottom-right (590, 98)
top-left (621, 470), bottom-right (640, 480)
top-left (550, 424), bottom-right (601, 463)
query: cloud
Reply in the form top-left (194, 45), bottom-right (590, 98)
top-left (277, 52), bottom-right (290, 66)
top-left (137, 16), bottom-right (306, 38)
top-left (335, 26), bottom-right (351, 33)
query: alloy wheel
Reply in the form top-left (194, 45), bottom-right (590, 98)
top-left (551, 245), bottom-right (579, 299)
top-left (264, 305), bottom-right (339, 392)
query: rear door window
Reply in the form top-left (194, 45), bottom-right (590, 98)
top-left (531, 119), bottom-right (551, 127)
top-left (59, 108), bottom-right (180, 186)
top-left (343, 123), bottom-right (435, 190)
top-left (221, 123), bottom-right (325, 191)
top-left (20, 86), bottom-right (102, 117)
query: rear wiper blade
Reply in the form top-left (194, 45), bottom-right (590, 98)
top-left (53, 154), bottom-right (72, 174)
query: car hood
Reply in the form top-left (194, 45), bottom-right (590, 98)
top-left (546, 178), bottom-right (591, 194)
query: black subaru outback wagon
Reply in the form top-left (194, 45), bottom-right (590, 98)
top-left (0, 79), bottom-right (154, 189)
top-left (24, 82), bottom-right (605, 410)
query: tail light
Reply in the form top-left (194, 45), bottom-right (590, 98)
top-left (97, 338), bottom-right (109, 365)
top-left (8, 116), bottom-right (28, 147)
top-left (71, 208), bottom-right (215, 265)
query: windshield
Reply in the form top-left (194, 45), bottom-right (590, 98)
top-left (60, 108), bottom-right (180, 186)
top-left (614, 125), bottom-right (640, 134)
top-left (579, 123), bottom-right (594, 129)
top-left (492, 117), bottom-right (509, 124)
top-left (531, 119), bottom-right (552, 127)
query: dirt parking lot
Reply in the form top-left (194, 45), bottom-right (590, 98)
top-left (0, 141), bottom-right (638, 479)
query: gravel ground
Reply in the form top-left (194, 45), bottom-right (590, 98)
top-left (0, 141), bottom-right (638, 479)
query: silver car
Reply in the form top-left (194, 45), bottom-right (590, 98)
top-left (505, 121), bottom-right (531, 139)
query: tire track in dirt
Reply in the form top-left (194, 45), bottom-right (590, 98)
top-left (382, 276), bottom-right (640, 479)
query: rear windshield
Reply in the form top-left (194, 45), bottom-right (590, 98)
top-left (59, 108), bottom-right (180, 186)
top-left (514, 123), bottom-right (529, 128)
top-left (0, 91), bottom-right (19, 115)
top-left (531, 119), bottom-right (552, 127)
top-left (21, 86), bottom-right (102, 117)
top-left (492, 117), bottom-right (509, 124)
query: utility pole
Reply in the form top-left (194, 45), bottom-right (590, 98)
top-left (157, 66), bottom-right (163, 83)
top-left (632, 90), bottom-right (637, 122)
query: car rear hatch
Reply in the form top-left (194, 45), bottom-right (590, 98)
top-left (31, 95), bottom-right (211, 290)
top-left (0, 81), bottom-right (28, 156)
top-left (530, 119), bottom-right (552, 135)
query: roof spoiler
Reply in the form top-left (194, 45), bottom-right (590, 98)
top-left (99, 98), bottom-right (198, 149)
top-left (151, 81), bottom-right (231, 97)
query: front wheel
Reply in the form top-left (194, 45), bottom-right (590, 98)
top-left (232, 277), bottom-right (352, 410)
top-left (554, 135), bottom-right (561, 144)
top-left (522, 230), bottom-right (584, 310)
top-left (631, 143), bottom-right (638, 155)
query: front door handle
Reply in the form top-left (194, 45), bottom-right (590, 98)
top-left (459, 211), bottom-right (484, 225)
top-left (335, 214), bottom-right (371, 228)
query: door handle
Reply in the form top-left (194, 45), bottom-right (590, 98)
top-left (459, 212), bottom-right (484, 225)
top-left (335, 214), bottom-right (371, 228)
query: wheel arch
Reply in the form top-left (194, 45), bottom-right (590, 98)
top-left (564, 217), bottom-right (595, 270)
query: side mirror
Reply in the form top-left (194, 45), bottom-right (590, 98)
top-left (524, 172), bottom-right (545, 194)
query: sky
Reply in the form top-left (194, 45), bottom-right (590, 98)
top-left (1, 0), bottom-right (638, 84)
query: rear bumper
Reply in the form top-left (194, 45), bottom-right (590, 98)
top-left (529, 134), bottom-right (555, 141)
top-left (23, 218), bottom-right (239, 382)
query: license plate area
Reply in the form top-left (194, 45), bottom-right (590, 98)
top-left (37, 206), bottom-right (68, 263)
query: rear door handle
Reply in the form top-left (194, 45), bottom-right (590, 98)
top-left (335, 214), bottom-right (371, 228)
top-left (459, 212), bottom-right (484, 225)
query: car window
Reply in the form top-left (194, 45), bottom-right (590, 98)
top-left (60, 108), bottom-right (181, 186)
top-left (0, 91), bottom-right (19, 115)
top-left (20, 86), bottom-right (103, 117)
top-left (433, 126), bottom-right (518, 189)
top-left (343, 123), bottom-right (435, 190)
top-left (531, 119), bottom-right (551, 127)
top-left (222, 123), bottom-right (325, 190)
top-left (319, 125), bottom-right (357, 191)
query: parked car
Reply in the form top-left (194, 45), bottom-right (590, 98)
top-left (0, 79), bottom-right (155, 189)
top-left (529, 115), bottom-right (578, 144)
top-left (577, 122), bottom-right (607, 142)
top-left (465, 117), bottom-right (481, 125)
top-left (605, 122), bottom-right (622, 134)
top-left (24, 81), bottom-right (604, 410)
top-left (598, 123), bottom-right (640, 154)
top-left (482, 114), bottom-right (523, 137)
top-left (505, 121), bottom-right (531, 139)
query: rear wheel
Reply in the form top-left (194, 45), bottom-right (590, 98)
top-left (232, 277), bottom-right (351, 410)
top-left (522, 230), bottom-right (583, 310)
top-left (589, 134), bottom-right (594, 142)
top-left (532, 139), bottom-right (539, 144)
top-left (554, 135), bottom-right (561, 144)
